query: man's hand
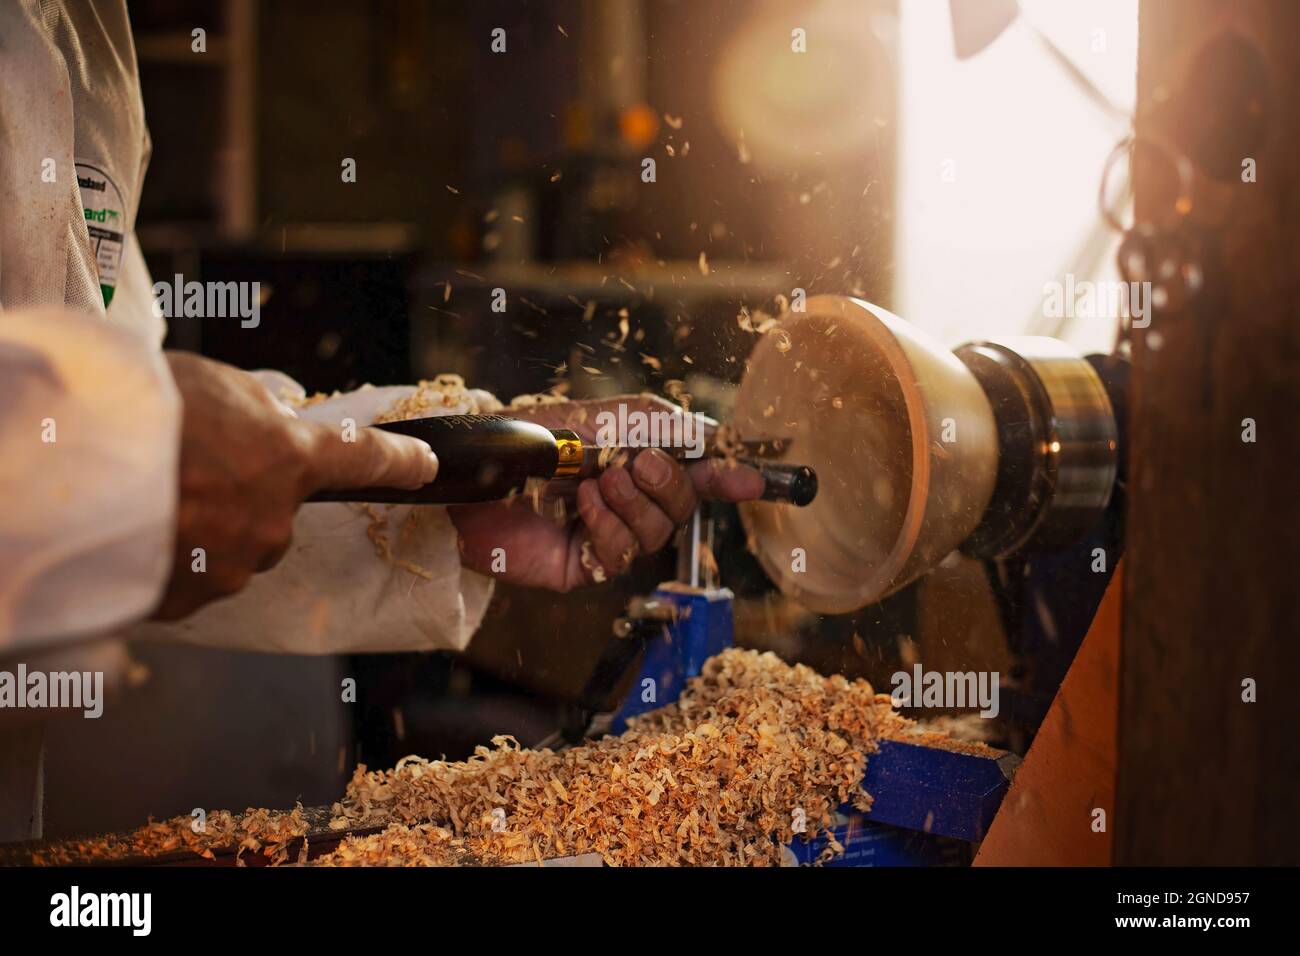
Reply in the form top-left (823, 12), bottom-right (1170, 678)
top-left (152, 352), bottom-right (438, 620)
top-left (449, 395), bottom-right (765, 592)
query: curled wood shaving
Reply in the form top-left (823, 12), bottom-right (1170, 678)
top-left (360, 504), bottom-right (434, 580)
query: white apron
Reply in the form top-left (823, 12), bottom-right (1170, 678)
top-left (0, 1), bottom-right (493, 839)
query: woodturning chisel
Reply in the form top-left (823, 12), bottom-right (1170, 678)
top-left (306, 413), bottom-right (817, 506)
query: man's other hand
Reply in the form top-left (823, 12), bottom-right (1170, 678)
top-left (449, 395), bottom-right (765, 592)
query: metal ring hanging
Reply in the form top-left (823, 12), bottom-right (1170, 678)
top-left (1098, 133), bottom-right (1196, 234)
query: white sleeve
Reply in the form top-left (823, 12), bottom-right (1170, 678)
top-left (128, 382), bottom-right (498, 655)
top-left (0, 306), bottom-right (180, 653)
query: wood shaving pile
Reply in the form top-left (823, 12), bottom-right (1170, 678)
top-left (29, 806), bottom-right (312, 867)
top-left (316, 823), bottom-right (500, 867)
top-left (374, 373), bottom-right (501, 424)
top-left (21, 651), bottom-right (965, 868)
top-left (320, 648), bottom-right (910, 866)
top-left (888, 724), bottom-right (1002, 758)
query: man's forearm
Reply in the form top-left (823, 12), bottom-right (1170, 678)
top-left (0, 306), bottom-right (180, 652)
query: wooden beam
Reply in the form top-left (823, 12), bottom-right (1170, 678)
top-left (974, 565), bottom-right (1121, 867)
top-left (1119, 0), bottom-right (1300, 865)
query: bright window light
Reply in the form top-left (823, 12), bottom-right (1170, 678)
top-left (895, 0), bottom-right (1138, 354)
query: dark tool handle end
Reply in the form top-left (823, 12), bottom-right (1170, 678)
top-left (747, 461), bottom-right (818, 507)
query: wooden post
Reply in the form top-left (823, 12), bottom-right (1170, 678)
top-left (1119, 0), bottom-right (1300, 864)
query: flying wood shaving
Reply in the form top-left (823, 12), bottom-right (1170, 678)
top-left (597, 446), bottom-right (631, 470)
top-left (579, 538), bottom-right (608, 583)
top-left (709, 424), bottom-right (747, 461)
top-left (663, 379), bottom-right (691, 410)
top-left (606, 311), bottom-right (630, 351)
top-left (737, 306), bottom-right (780, 335)
top-left (508, 390), bottom-right (569, 408)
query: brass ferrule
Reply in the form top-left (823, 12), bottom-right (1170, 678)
top-left (551, 429), bottom-right (583, 477)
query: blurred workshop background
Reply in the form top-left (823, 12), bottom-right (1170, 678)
top-left (44, 0), bottom-right (1138, 837)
